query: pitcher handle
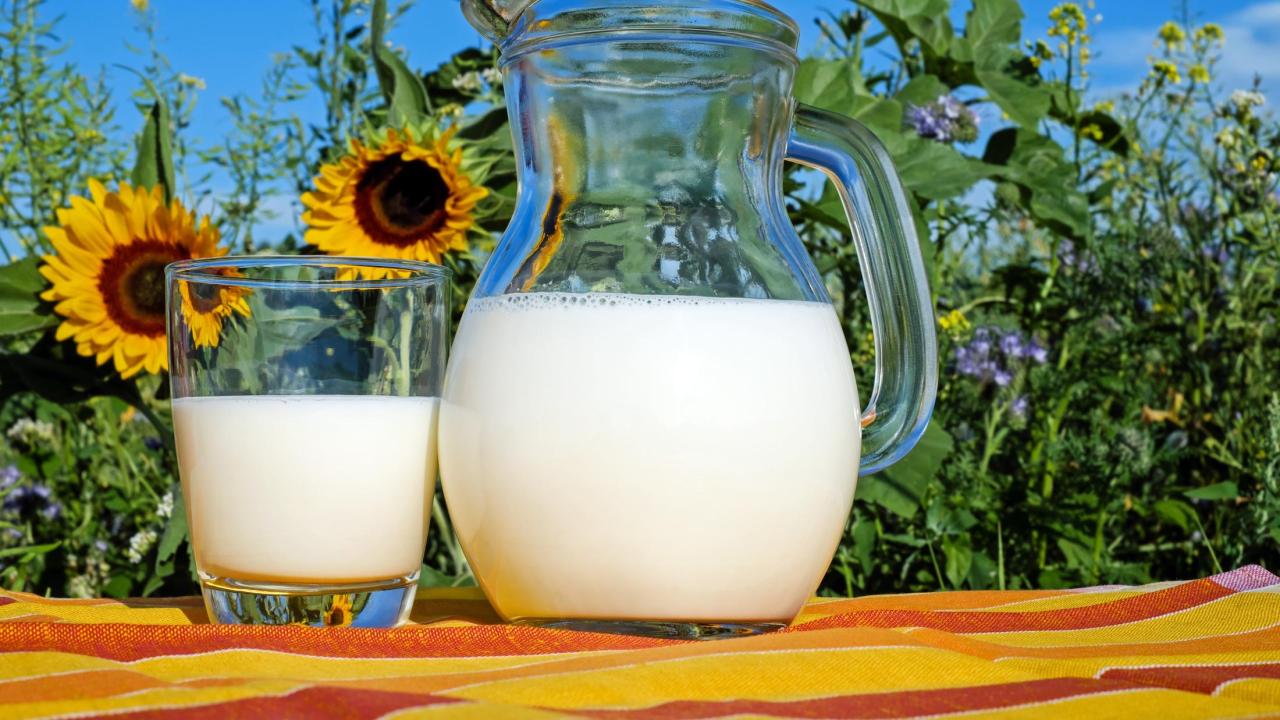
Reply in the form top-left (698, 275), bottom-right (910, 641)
top-left (785, 103), bottom-right (938, 476)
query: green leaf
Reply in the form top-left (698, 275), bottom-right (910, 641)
top-left (857, 422), bottom-right (953, 518)
top-left (795, 57), bottom-right (857, 115)
top-left (965, 0), bottom-right (1023, 52)
top-left (1075, 109), bottom-right (1131, 156)
top-left (0, 257), bottom-right (56, 337)
top-left (894, 138), bottom-right (993, 200)
top-left (976, 56), bottom-right (1050, 128)
top-left (370, 0), bottom-right (393, 102)
top-left (1184, 481), bottom-right (1239, 501)
top-left (1154, 498), bottom-right (1198, 532)
top-left (131, 99), bottom-right (176, 203)
top-left (156, 483), bottom-right (188, 564)
top-left (982, 127), bottom-right (1018, 165)
top-left (857, 0), bottom-right (952, 56)
top-left (894, 74), bottom-right (949, 107)
top-left (0, 542), bottom-right (59, 560)
top-left (377, 46), bottom-right (430, 126)
top-left (852, 520), bottom-right (877, 575)
top-left (102, 575), bottom-right (133, 599)
top-left (942, 535), bottom-right (973, 588)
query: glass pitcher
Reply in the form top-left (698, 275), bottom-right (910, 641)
top-left (440, 0), bottom-right (937, 638)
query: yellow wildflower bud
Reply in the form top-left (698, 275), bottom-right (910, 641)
top-left (938, 309), bottom-right (971, 333)
top-left (1188, 64), bottom-right (1210, 84)
top-left (1150, 59), bottom-right (1181, 85)
top-left (1194, 23), bottom-right (1225, 45)
top-left (1252, 155), bottom-right (1270, 172)
top-left (130, 0), bottom-right (148, 10)
top-left (1157, 21), bottom-right (1186, 50)
top-left (1080, 123), bottom-right (1104, 141)
top-left (1094, 100), bottom-right (1116, 114)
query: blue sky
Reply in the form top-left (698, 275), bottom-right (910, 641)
top-left (42, 0), bottom-right (1279, 238)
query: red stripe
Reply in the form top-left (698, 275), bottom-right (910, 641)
top-left (1102, 663), bottom-right (1280, 694)
top-left (97, 685), bottom-right (460, 719)
top-left (568, 677), bottom-right (1147, 719)
top-left (0, 622), bottom-right (675, 661)
top-left (0, 597), bottom-right (14, 607)
top-left (794, 578), bottom-right (1232, 633)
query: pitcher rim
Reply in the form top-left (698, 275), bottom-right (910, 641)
top-left (499, 0), bottom-right (801, 61)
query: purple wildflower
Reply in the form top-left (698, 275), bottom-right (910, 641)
top-left (3, 483), bottom-right (57, 518)
top-left (906, 95), bottom-right (979, 144)
top-left (0, 465), bottom-right (17, 490)
top-left (993, 368), bottom-right (1014, 387)
top-left (1201, 244), bottom-right (1229, 264)
top-left (999, 331), bottom-right (1026, 358)
top-left (93, 539), bottom-right (109, 553)
top-left (3, 528), bottom-right (20, 541)
top-left (906, 104), bottom-right (951, 142)
top-left (1026, 339), bottom-right (1048, 364)
top-left (41, 503), bottom-right (61, 521)
top-left (1010, 395), bottom-right (1030, 420)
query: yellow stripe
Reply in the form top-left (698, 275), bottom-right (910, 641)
top-left (996, 652), bottom-right (1280, 679)
top-left (442, 646), bottom-right (1039, 708)
top-left (974, 594), bottom-right (1280, 647)
top-left (961, 688), bottom-right (1276, 720)
top-left (0, 651), bottom-right (605, 684)
top-left (969, 591), bottom-right (1147, 613)
top-left (1215, 677), bottom-right (1280, 708)
top-left (0, 603), bottom-right (197, 625)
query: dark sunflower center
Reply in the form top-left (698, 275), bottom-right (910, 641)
top-left (354, 155), bottom-right (450, 247)
top-left (98, 242), bottom-right (186, 337)
top-left (126, 262), bottom-right (168, 316)
top-left (187, 282), bottom-right (224, 314)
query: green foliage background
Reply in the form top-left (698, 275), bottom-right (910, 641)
top-left (0, 0), bottom-right (1276, 598)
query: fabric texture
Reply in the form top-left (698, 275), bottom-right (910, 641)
top-left (1, 566), bottom-right (1278, 718)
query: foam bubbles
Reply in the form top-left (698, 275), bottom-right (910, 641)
top-left (466, 292), bottom-right (826, 314)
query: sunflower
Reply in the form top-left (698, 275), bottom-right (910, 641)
top-left (178, 270), bottom-right (251, 350)
top-left (39, 180), bottom-right (237, 379)
top-left (301, 127), bottom-right (488, 273)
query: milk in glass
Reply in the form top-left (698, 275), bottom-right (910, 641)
top-left (174, 395), bottom-right (439, 584)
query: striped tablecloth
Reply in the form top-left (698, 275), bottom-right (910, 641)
top-left (1, 566), bottom-right (1279, 718)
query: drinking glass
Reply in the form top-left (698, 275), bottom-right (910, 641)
top-left (166, 257), bottom-right (449, 627)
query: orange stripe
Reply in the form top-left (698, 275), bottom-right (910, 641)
top-left (1101, 663), bottom-right (1280, 695)
top-left (0, 621), bottom-right (678, 661)
top-left (794, 578), bottom-right (1232, 633)
top-left (99, 685), bottom-right (460, 719)
top-left (0, 670), bottom-right (247, 704)
top-left (567, 677), bottom-right (1148, 718)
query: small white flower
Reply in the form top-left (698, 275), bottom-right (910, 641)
top-left (156, 491), bottom-right (174, 519)
top-left (67, 575), bottom-right (94, 599)
top-left (451, 71), bottom-right (483, 93)
top-left (1230, 89), bottom-right (1266, 111)
top-left (126, 529), bottom-right (158, 564)
top-left (7, 418), bottom-right (56, 447)
top-left (481, 66), bottom-right (503, 85)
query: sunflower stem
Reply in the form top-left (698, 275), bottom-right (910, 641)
top-left (398, 306), bottom-right (411, 396)
top-left (132, 398), bottom-right (175, 453)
